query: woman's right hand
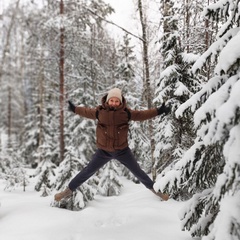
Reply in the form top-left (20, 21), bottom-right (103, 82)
top-left (68, 100), bottom-right (76, 113)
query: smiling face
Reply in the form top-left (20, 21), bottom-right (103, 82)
top-left (108, 97), bottom-right (121, 107)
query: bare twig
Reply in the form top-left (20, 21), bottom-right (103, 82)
top-left (85, 7), bottom-right (145, 43)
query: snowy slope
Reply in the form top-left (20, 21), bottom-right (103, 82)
top-left (0, 178), bottom-right (193, 240)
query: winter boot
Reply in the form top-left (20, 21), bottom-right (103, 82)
top-left (54, 187), bottom-right (73, 202)
top-left (150, 189), bottom-right (169, 201)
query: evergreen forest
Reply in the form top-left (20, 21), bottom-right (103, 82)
top-left (0, 1), bottom-right (239, 240)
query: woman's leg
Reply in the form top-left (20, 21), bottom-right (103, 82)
top-left (68, 149), bottom-right (111, 191)
top-left (114, 147), bottom-right (154, 189)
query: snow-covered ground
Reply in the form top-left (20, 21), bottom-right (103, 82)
top-left (0, 176), bottom-right (194, 240)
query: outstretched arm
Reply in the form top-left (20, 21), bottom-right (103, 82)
top-left (130, 108), bottom-right (158, 121)
top-left (130, 102), bottom-right (171, 121)
top-left (68, 100), bottom-right (96, 120)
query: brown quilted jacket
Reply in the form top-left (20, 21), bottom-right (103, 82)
top-left (74, 95), bottom-right (158, 152)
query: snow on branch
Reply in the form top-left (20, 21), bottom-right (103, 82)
top-left (175, 75), bottom-right (227, 119)
top-left (181, 52), bottom-right (200, 64)
top-left (179, 188), bottom-right (213, 236)
top-left (192, 28), bottom-right (240, 74)
top-left (215, 32), bottom-right (240, 74)
top-left (159, 65), bottom-right (179, 81)
top-left (194, 75), bottom-right (238, 130)
top-left (202, 192), bottom-right (240, 240)
top-left (215, 79), bottom-right (240, 126)
top-left (203, 0), bottom-right (235, 22)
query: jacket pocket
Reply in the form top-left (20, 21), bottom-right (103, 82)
top-left (96, 124), bottom-right (107, 147)
top-left (116, 124), bottom-right (129, 147)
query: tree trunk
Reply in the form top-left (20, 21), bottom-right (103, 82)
top-left (137, 0), bottom-right (156, 180)
top-left (90, 25), bottom-right (96, 103)
top-left (185, 0), bottom-right (190, 53)
top-left (7, 86), bottom-right (12, 148)
top-left (19, 29), bottom-right (27, 145)
top-left (38, 52), bottom-right (44, 163)
top-left (59, 0), bottom-right (65, 163)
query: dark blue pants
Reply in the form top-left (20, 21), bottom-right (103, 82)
top-left (69, 147), bottom-right (154, 191)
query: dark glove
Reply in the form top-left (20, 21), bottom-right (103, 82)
top-left (157, 102), bottom-right (171, 115)
top-left (68, 100), bottom-right (76, 113)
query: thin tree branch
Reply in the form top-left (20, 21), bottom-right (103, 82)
top-left (85, 7), bottom-right (145, 43)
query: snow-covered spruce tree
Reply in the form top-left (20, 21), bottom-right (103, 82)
top-left (0, 135), bottom-right (7, 178)
top-left (154, 0), bottom-right (201, 185)
top-left (115, 33), bottom-right (135, 85)
top-left (63, 90), bottom-right (98, 209)
top-left (66, 81), bottom-right (100, 172)
top-left (0, 154), bottom-right (4, 178)
top-left (0, 3), bottom-right (27, 148)
top-left (19, 3), bottom-right (62, 168)
top-left (98, 161), bottom-right (123, 196)
top-left (3, 147), bottom-right (29, 191)
top-left (114, 33), bottom-right (138, 94)
top-left (34, 143), bottom-right (57, 196)
top-left (54, 146), bottom-right (97, 211)
top-left (21, 111), bottom-right (40, 168)
top-left (20, 73), bottom-right (60, 169)
top-left (155, 1), bottom-right (240, 239)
